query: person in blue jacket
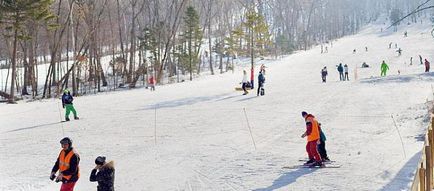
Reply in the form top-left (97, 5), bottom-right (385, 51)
top-left (337, 63), bottom-right (344, 81)
top-left (257, 71), bottom-right (265, 96)
top-left (62, 89), bottom-right (79, 121)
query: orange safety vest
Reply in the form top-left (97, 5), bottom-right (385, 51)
top-left (305, 115), bottom-right (320, 142)
top-left (59, 149), bottom-right (80, 180)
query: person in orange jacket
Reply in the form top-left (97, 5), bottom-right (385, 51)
top-left (51, 137), bottom-right (80, 191)
top-left (301, 111), bottom-right (323, 167)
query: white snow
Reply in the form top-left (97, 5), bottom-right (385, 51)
top-left (1, 21), bottom-right (434, 191)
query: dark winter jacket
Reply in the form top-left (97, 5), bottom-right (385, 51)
top-left (51, 147), bottom-right (80, 183)
top-left (90, 161), bottom-right (115, 191)
top-left (62, 93), bottom-right (74, 106)
top-left (321, 69), bottom-right (328, 77)
top-left (337, 64), bottom-right (343, 73)
top-left (258, 73), bottom-right (265, 84)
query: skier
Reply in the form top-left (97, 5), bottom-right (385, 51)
top-left (148, 75), bottom-right (155, 91)
top-left (90, 156), bottom-right (115, 191)
top-left (410, 57), bottom-right (413, 65)
top-left (324, 46), bottom-right (328, 53)
top-left (420, 55), bottom-right (423, 65)
top-left (241, 70), bottom-right (249, 95)
top-left (62, 89), bottom-right (79, 121)
top-left (388, 42), bottom-right (392, 49)
top-left (50, 137), bottom-right (80, 191)
top-left (352, 49), bottom-right (356, 54)
top-left (260, 64), bottom-right (266, 75)
top-left (337, 63), bottom-right (344, 81)
top-left (344, 64), bottom-right (349, 81)
top-left (257, 71), bottom-right (265, 96)
top-left (318, 123), bottom-right (330, 162)
top-left (404, 31), bottom-right (407, 37)
top-left (380, 60), bottom-right (389, 76)
top-left (396, 48), bottom-right (402, 56)
top-left (425, 59), bottom-right (430, 72)
top-left (301, 111), bottom-right (323, 167)
top-left (321, 66), bottom-right (328, 83)
top-left (365, 46), bottom-right (368, 52)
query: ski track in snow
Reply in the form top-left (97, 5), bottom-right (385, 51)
top-left (1, 22), bottom-right (434, 190)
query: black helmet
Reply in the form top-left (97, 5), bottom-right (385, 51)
top-left (95, 156), bottom-right (106, 165)
top-left (60, 137), bottom-right (72, 147)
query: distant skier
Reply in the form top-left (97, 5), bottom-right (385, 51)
top-left (388, 42), bottom-right (392, 49)
top-left (353, 49), bottom-right (356, 54)
top-left (321, 66), bottom-right (328, 83)
top-left (90, 156), bottom-right (115, 191)
top-left (380, 60), bottom-right (389, 76)
top-left (318, 123), bottom-right (330, 162)
top-left (404, 31), bottom-right (408, 37)
top-left (62, 89), bottom-right (79, 121)
top-left (241, 70), bottom-right (249, 95)
top-left (337, 63), bottom-right (344, 81)
top-left (148, 75), bottom-right (155, 91)
top-left (396, 48), bottom-right (402, 56)
top-left (325, 46), bottom-right (328, 53)
top-left (344, 64), bottom-right (349, 81)
top-left (395, 43), bottom-right (398, 48)
top-left (419, 55), bottom-right (423, 65)
top-left (365, 46), bottom-right (368, 52)
top-left (361, 62), bottom-right (369, 68)
top-left (301, 111), bottom-right (323, 167)
top-left (257, 71), bottom-right (265, 96)
top-left (410, 57), bottom-right (413, 65)
top-left (425, 59), bottom-right (430, 72)
top-left (51, 137), bottom-right (80, 191)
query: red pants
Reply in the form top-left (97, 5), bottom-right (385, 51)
top-left (60, 182), bottom-right (76, 191)
top-left (306, 140), bottom-right (322, 162)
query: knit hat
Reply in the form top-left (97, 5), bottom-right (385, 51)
top-left (301, 111), bottom-right (308, 117)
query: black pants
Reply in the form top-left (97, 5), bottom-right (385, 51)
top-left (345, 72), bottom-right (349, 81)
top-left (339, 72), bottom-right (344, 81)
top-left (322, 76), bottom-right (326, 82)
top-left (317, 140), bottom-right (328, 159)
top-left (257, 82), bottom-right (264, 95)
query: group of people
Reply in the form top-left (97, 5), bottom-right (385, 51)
top-left (320, 63), bottom-right (349, 83)
top-left (300, 111), bottom-right (330, 167)
top-left (241, 64), bottom-right (266, 96)
top-left (51, 137), bottom-right (115, 191)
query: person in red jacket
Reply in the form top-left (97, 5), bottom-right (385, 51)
top-left (301, 111), bottom-right (323, 167)
top-left (425, 59), bottom-right (430, 72)
top-left (148, 75), bottom-right (155, 91)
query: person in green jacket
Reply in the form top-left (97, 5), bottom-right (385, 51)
top-left (380, 60), bottom-right (389, 76)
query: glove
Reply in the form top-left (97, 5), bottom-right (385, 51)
top-left (55, 173), bottom-right (63, 182)
top-left (50, 173), bottom-right (56, 181)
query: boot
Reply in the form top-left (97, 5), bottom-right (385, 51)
top-left (74, 116), bottom-right (79, 120)
top-left (65, 117), bottom-right (70, 121)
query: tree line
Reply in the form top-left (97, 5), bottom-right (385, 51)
top-left (0, 0), bottom-right (431, 103)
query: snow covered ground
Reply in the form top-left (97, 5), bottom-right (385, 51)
top-left (1, 21), bottom-right (434, 191)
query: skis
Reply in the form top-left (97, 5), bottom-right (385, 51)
top-left (282, 164), bottom-right (341, 169)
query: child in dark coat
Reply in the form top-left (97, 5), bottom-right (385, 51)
top-left (90, 156), bottom-right (115, 191)
top-left (318, 123), bottom-right (330, 162)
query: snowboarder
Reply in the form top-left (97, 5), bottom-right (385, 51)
top-left (90, 156), bottom-right (115, 191)
top-left (257, 71), bottom-right (265, 96)
top-left (318, 123), bottom-right (330, 162)
top-left (301, 111), bottom-right (323, 167)
top-left (62, 89), bottom-right (79, 121)
top-left (241, 70), bottom-right (249, 95)
top-left (380, 60), bottom-right (389, 76)
top-left (396, 48), bottom-right (402, 56)
top-left (337, 63), bottom-right (344, 81)
top-left (425, 59), bottom-right (430, 72)
top-left (51, 137), bottom-right (80, 191)
top-left (321, 66), bottom-right (328, 83)
top-left (148, 75), bottom-right (155, 91)
top-left (344, 64), bottom-right (349, 81)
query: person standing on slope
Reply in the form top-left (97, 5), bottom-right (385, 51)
top-left (337, 63), bottom-right (344, 81)
top-left (318, 123), bottom-right (330, 162)
top-left (380, 60), bottom-right (389, 77)
top-left (301, 111), bottom-right (323, 167)
top-left (51, 137), bottom-right (80, 191)
top-left (425, 59), bottom-right (430, 72)
top-left (62, 90), bottom-right (79, 121)
top-left (90, 156), bottom-right (115, 191)
top-left (241, 70), bottom-right (249, 95)
top-left (321, 66), bottom-right (328, 83)
top-left (257, 71), bottom-right (265, 96)
top-left (344, 64), bottom-right (349, 81)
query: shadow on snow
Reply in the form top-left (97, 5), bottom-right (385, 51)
top-left (252, 168), bottom-right (318, 191)
top-left (360, 72), bottom-right (434, 84)
top-left (379, 151), bottom-right (422, 191)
